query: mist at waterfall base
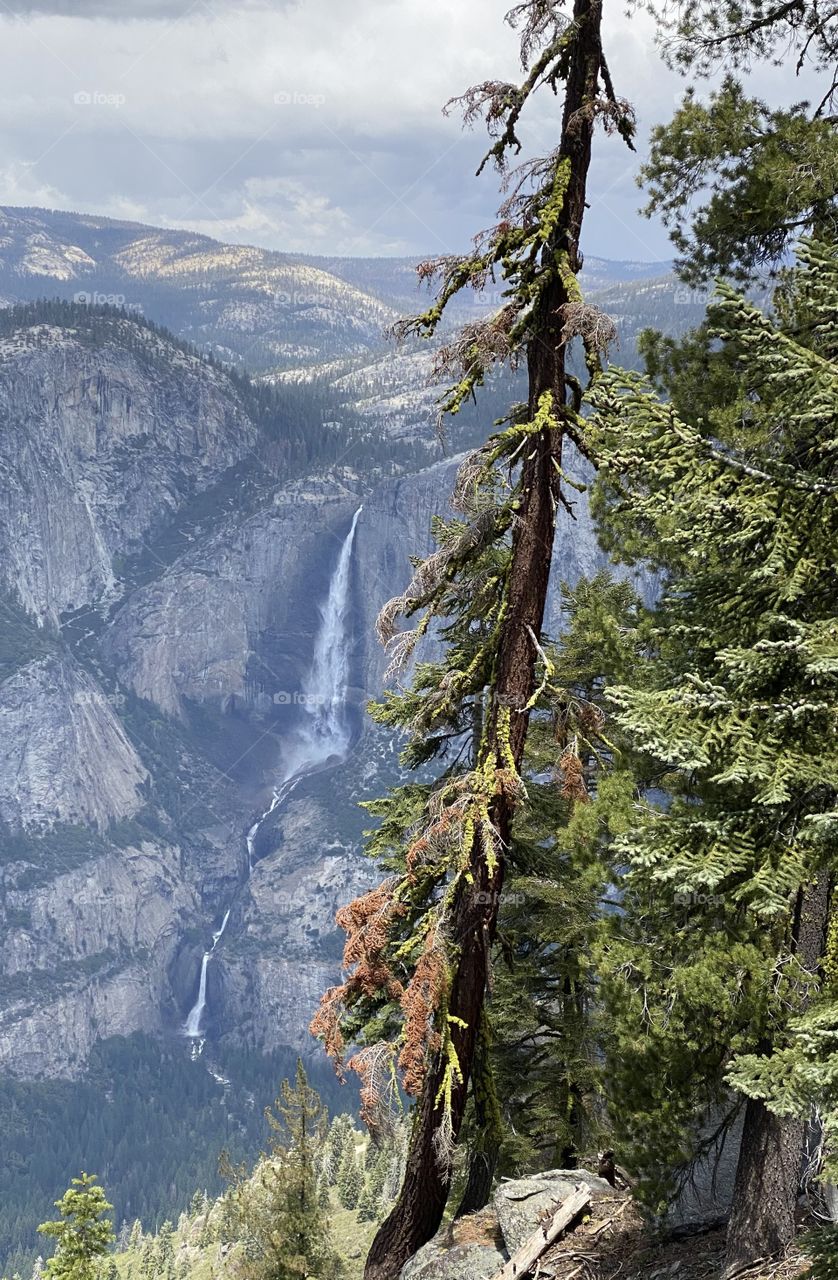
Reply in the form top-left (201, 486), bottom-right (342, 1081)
top-left (183, 508), bottom-right (363, 1048)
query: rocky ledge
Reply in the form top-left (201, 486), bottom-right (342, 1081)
top-left (402, 1168), bottom-right (620, 1280)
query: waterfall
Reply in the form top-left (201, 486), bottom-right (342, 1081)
top-left (246, 778), bottom-right (301, 874)
top-left (184, 908), bottom-right (231, 1043)
top-left (281, 506), bottom-right (362, 780)
top-left (184, 955), bottom-right (209, 1040)
top-left (183, 506), bottom-right (362, 1050)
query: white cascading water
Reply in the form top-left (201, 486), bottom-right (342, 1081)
top-left (281, 505), bottom-right (362, 780)
top-left (184, 908), bottom-right (230, 1047)
top-left (184, 507), bottom-right (362, 1049)
top-left (245, 777), bottom-right (301, 873)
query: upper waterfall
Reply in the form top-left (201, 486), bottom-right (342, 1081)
top-left (183, 505), bottom-right (363, 1047)
top-left (282, 505), bottom-right (362, 779)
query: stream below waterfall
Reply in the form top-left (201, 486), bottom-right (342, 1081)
top-left (183, 506), bottom-right (363, 1055)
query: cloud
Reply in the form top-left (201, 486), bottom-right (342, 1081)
top-left (0, 0), bottom-right (271, 16)
top-left (0, 0), bottom-right (820, 258)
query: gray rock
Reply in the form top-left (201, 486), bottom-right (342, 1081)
top-left (494, 1169), bottom-right (615, 1252)
top-left (664, 1111), bottom-right (743, 1231)
top-left (0, 319), bottom-right (256, 624)
top-left (0, 832), bottom-right (199, 1077)
top-left (0, 654), bottom-right (146, 832)
top-left (401, 1240), bottom-right (506, 1280)
top-left (104, 476), bottom-right (359, 718)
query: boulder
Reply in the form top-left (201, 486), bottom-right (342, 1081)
top-left (400, 1208), bottom-right (506, 1280)
top-left (401, 1240), bottom-right (507, 1280)
top-left (493, 1168), bottom-right (616, 1252)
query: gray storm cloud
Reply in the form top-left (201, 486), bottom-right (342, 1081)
top-left (3, 0), bottom-right (271, 15)
top-left (0, 0), bottom-right (814, 257)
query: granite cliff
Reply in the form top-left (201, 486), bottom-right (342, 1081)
top-left (0, 211), bottom-right (674, 1086)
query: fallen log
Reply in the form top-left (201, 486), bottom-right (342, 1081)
top-left (490, 1186), bottom-right (592, 1280)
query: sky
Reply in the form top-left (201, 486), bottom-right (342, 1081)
top-left (0, 0), bottom-right (813, 261)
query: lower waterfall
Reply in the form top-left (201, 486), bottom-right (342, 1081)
top-left (183, 507), bottom-right (362, 1048)
top-left (183, 909), bottom-right (230, 1049)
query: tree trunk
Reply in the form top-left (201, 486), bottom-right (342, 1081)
top-left (724, 1101), bottom-right (805, 1278)
top-left (457, 1149), bottom-right (498, 1219)
top-left (724, 871), bottom-right (831, 1276)
top-left (364, 5), bottom-right (604, 1277)
top-left (455, 1017), bottom-right (503, 1217)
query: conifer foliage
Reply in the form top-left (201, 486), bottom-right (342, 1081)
top-left (586, 239), bottom-right (838, 1272)
top-left (636, 0), bottom-right (837, 282)
top-left (310, 2), bottom-right (636, 1275)
top-left (222, 1061), bottom-right (344, 1280)
top-left (36, 1174), bottom-right (114, 1280)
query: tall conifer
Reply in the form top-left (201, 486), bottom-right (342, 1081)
top-left (310, 3), bottom-right (635, 1274)
top-left (587, 239), bottom-right (838, 1272)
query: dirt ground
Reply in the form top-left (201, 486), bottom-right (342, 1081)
top-left (446, 1192), bottom-right (813, 1280)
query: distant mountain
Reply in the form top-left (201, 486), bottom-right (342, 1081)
top-left (0, 207), bottom-right (399, 373)
top-left (0, 207), bottom-right (692, 381)
top-left (300, 251), bottom-right (674, 313)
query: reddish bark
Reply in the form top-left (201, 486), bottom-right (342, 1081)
top-left (364, 4), bottom-right (607, 1275)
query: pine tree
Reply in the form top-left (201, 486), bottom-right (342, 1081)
top-left (37, 1174), bottom-right (114, 1280)
top-left (336, 1148), bottom-right (362, 1211)
top-left (188, 1192), bottom-right (206, 1219)
top-left (804, 1224), bottom-right (838, 1280)
top-left (310, 4), bottom-right (635, 1275)
top-left (635, 0), bottom-right (837, 282)
top-left (586, 239), bottom-right (838, 1273)
top-left (357, 1152), bottom-right (388, 1223)
top-left (325, 1115), bottom-right (351, 1186)
top-left (138, 1242), bottom-right (154, 1280)
top-left (156, 1222), bottom-right (174, 1269)
top-left (223, 1061), bottom-right (343, 1280)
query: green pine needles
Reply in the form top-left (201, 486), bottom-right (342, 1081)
top-left (586, 239), bottom-right (838, 1215)
top-left (37, 1174), bottom-right (114, 1280)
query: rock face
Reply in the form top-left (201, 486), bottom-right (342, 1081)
top-left (493, 1169), bottom-right (616, 1251)
top-left (0, 295), bottom-right (641, 1085)
top-left (399, 1171), bottom-right (621, 1279)
top-left (402, 1239), bottom-right (506, 1280)
top-left (353, 455), bottom-right (456, 694)
top-left (0, 821), bottom-right (199, 1077)
top-left (104, 478), bottom-right (360, 718)
top-left (218, 775), bottom-right (381, 1054)
top-left (0, 319), bottom-right (255, 624)
top-left (0, 653), bottom-right (146, 833)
